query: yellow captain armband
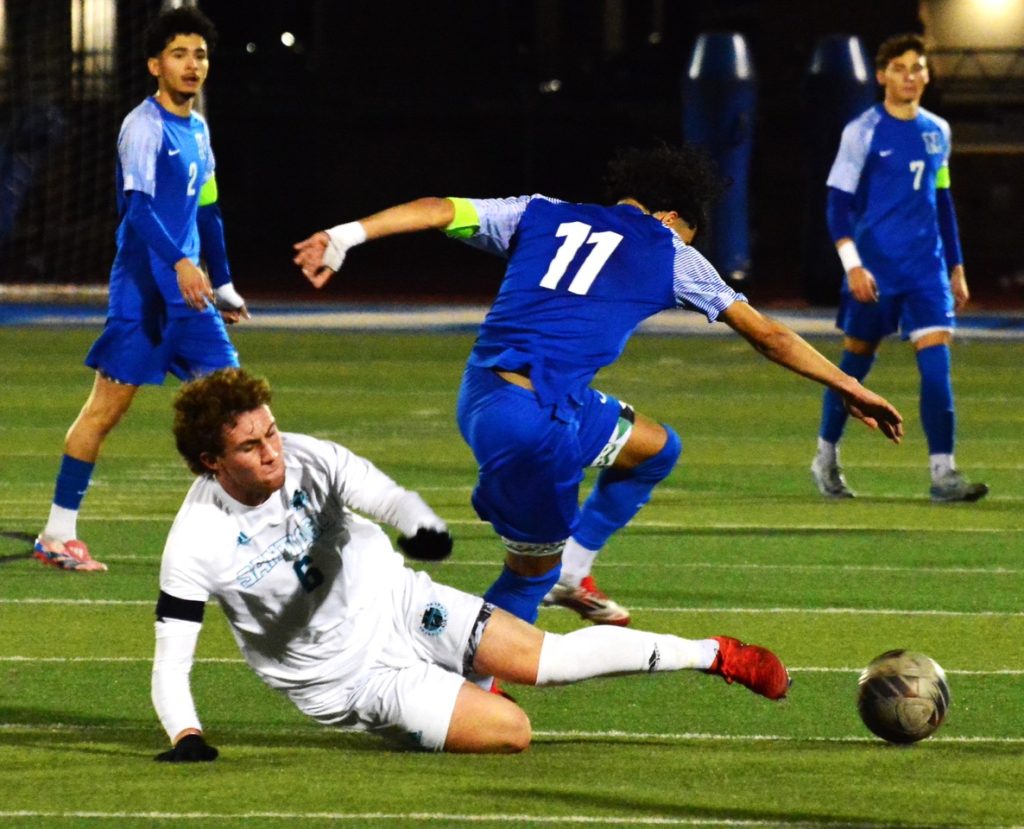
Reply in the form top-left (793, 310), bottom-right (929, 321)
top-left (198, 175), bottom-right (219, 207)
top-left (444, 197), bottom-right (479, 239)
top-left (935, 165), bottom-right (951, 190)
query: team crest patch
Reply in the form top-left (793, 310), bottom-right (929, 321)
top-left (420, 602), bottom-right (448, 636)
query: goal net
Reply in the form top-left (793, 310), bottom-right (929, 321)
top-left (0, 0), bottom-right (189, 293)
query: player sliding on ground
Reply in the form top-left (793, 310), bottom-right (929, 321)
top-left (293, 143), bottom-right (904, 630)
top-left (151, 368), bottom-right (789, 759)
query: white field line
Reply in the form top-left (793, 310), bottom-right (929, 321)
top-left (2, 597), bottom-right (1023, 618)
top-left (0, 812), bottom-right (1019, 829)
top-left (1, 722), bottom-right (1024, 748)
top-left (7, 555), bottom-right (1022, 577)
top-left (394, 560), bottom-right (1024, 576)
top-left (1, 655), bottom-right (1021, 675)
top-left (1, 516), bottom-right (1021, 533)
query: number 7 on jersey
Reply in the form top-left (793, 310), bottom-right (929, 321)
top-left (539, 221), bottom-right (623, 295)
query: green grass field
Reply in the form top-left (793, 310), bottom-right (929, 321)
top-left (2, 324), bottom-right (1022, 828)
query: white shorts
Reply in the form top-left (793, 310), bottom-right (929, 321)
top-left (287, 567), bottom-right (493, 751)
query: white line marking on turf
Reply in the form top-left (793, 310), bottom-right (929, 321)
top-left (431, 560), bottom-right (1024, 576)
top-left (2, 512), bottom-right (1023, 531)
top-left (4, 813), bottom-right (1017, 829)
top-left (1, 656), bottom-right (1021, 675)
top-left (1, 723), bottom-right (1024, 747)
top-left (3, 597), bottom-right (1024, 617)
top-left (16, 555), bottom-right (1022, 578)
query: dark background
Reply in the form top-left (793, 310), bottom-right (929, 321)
top-left (3, 0), bottom-right (1022, 307)
top-left (199, 0), bottom-right (922, 304)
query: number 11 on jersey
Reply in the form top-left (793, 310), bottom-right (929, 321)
top-left (539, 221), bottom-right (623, 295)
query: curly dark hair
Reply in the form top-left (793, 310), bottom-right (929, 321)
top-left (875, 33), bottom-right (926, 71)
top-left (173, 368), bottom-right (272, 476)
top-left (603, 142), bottom-right (725, 233)
top-left (144, 6), bottom-right (218, 58)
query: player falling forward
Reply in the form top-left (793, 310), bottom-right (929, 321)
top-left (34, 7), bottom-right (248, 572)
top-left (151, 368), bottom-right (789, 760)
top-left (811, 33), bottom-right (987, 502)
top-left (294, 144), bottom-right (903, 629)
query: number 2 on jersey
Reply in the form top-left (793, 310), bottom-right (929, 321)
top-left (539, 221), bottom-right (623, 295)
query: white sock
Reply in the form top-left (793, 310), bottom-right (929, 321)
top-left (42, 504), bottom-right (78, 543)
top-left (930, 454), bottom-right (955, 480)
top-left (559, 538), bottom-right (599, 588)
top-left (816, 437), bottom-right (838, 462)
top-left (535, 628), bottom-right (718, 685)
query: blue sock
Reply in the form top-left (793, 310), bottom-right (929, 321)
top-left (819, 350), bottom-right (876, 444)
top-left (483, 564), bottom-right (561, 624)
top-left (574, 426), bottom-right (682, 551)
top-left (52, 455), bottom-right (95, 510)
top-left (916, 344), bottom-right (955, 454)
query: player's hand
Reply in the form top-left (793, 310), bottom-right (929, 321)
top-left (214, 283), bottom-right (251, 324)
top-left (842, 385), bottom-right (904, 444)
top-left (846, 266), bottom-right (879, 303)
top-left (175, 259), bottom-right (214, 311)
top-left (397, 527), bottom-right (453, 562)
top-left (293, 231), bottom-right (336, 289)
top-left (219, 307), bottom-right (249, 324)
top-left (950, 265), bottom-right (970, 311)
top-left (154, 733), bottom-right (218, 763)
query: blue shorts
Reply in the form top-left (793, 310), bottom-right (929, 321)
top-left (455, 366), bottom-right (625, 544)
top-left (85, 311), bottom-right (239, 386)
top-left (837, 282), bottom-right (955, 343)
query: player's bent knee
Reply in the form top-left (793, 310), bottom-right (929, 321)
top-left (444, 685), bottom-right (532, 753)
top-left (634, 424), bottom-right (681, 483)
top-left (483, 700), bottom-right (536, 753)
top-left (491, 705), bottom-right (532, 753)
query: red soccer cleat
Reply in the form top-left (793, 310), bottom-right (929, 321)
top-left (542, 575), bottom-right (631, 626)
top-left (33, 536), bottom-right (107, 572)
top-left (707, 636), bottom-right (790, 700)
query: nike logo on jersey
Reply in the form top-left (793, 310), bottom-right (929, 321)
top-left (168, 148), bottom-right (181, 156)
top-left (879, 149), bottom-right (894, 157)
top-left (237, 532), bottom-right (251, 545)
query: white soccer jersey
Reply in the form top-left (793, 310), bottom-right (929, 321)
top-left (158, 433), bottom-right (445, 694)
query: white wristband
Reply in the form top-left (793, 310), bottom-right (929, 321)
top-left (323, 221), bottom-right (367, 272)
top-left (214, 282), bottom-right (245, 311)
top-left (836, 240), bottom-right (862, 273)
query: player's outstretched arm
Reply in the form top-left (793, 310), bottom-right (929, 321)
top-left (720, 301), bottom-right (903, 444)
top-left (152, 612), bottom-right (217, 761)
top-left (293, 197), bottom-right (456, 288)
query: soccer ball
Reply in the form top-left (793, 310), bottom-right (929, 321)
top-left (856, 650), bottom-right (950, 744)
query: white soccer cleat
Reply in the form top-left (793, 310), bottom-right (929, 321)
top-left (929, 470), bottom-right (989, 503)
top-left (811, 454), bottom-right (855, 498)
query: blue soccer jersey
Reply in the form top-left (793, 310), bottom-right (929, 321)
top-left (109, 97), bottom-right (217, 319)
top-left (452, 195), bottom-right (744, 409)
top-left (827, 104), bottom-right (951, 293)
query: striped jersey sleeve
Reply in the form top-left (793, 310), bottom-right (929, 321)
top-left (671, 239), bottom-right (745, 321)
top-left (118, 101), bottom-right (164, 196)
top-left (461, 194), bottom-right (563, 257)
top-left (826, 108), bottom-right (881, 195)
